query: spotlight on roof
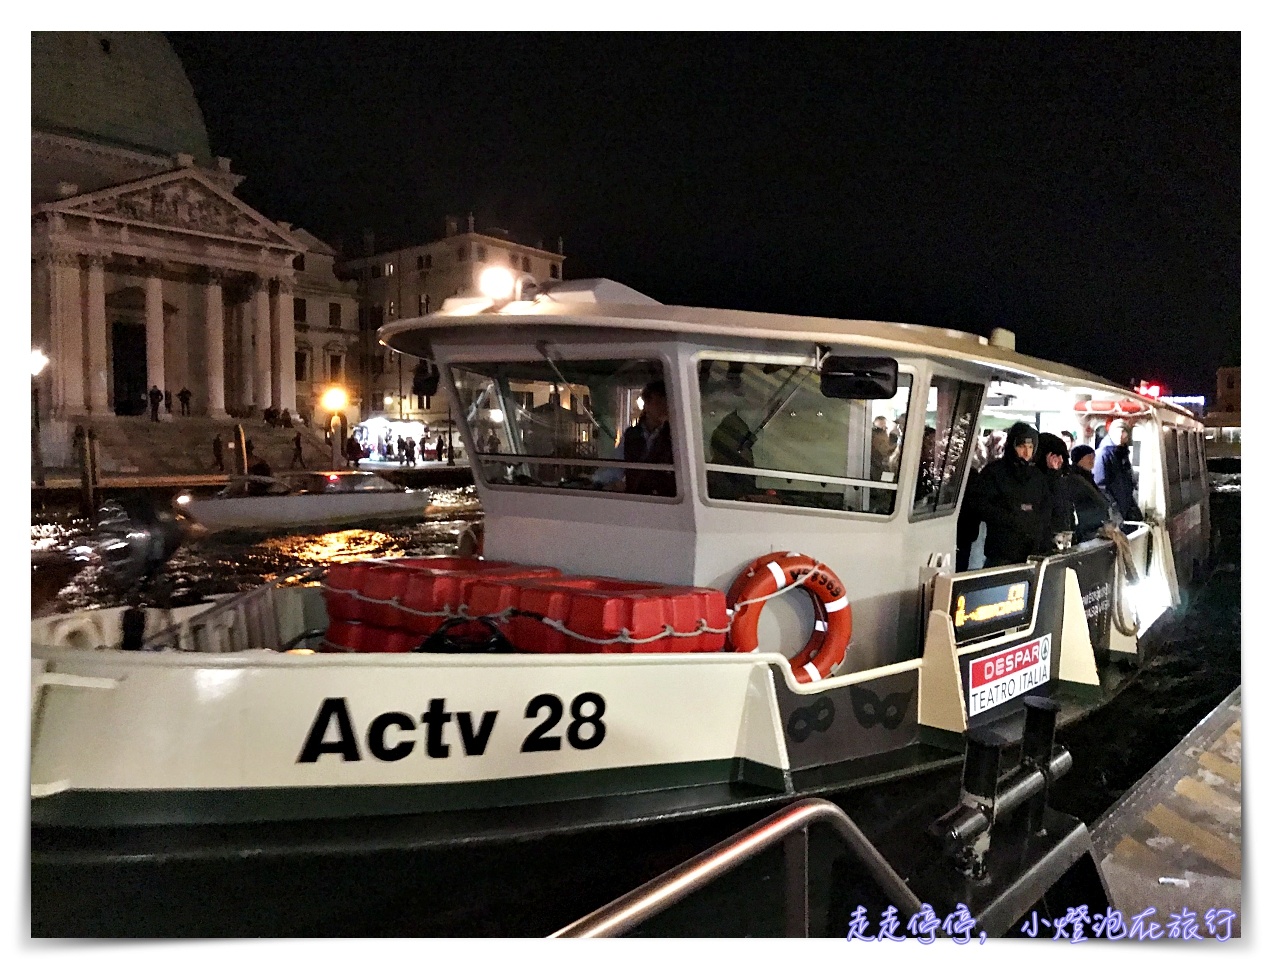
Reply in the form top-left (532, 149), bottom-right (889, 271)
top-left (479, 266), bottom-right (516, 302)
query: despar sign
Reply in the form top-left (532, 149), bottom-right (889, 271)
top-left (967, 634), bottom-right (1051, 717)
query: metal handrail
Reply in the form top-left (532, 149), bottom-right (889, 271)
top-left (550, 797), bottom-right (922, 938)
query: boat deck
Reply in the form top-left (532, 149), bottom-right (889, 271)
top-left (1090, 687), bottom-right (1241, 939)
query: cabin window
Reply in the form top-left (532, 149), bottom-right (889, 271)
top-left (697, 359), bottom-right (912, 514)
top-left (451, 359), bottom-right (676, 498)
top-left (1163, 427), bottom-right (1182, 514)
top-left (911, 376), bottom-right (985, 518)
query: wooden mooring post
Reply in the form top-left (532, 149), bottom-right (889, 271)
top-left (73, 425), bottom-right (98, 516)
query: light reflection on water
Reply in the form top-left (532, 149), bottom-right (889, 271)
top-left (33, 487), bottom-right (482, 616)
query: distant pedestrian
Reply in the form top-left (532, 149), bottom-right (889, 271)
top-left (281, 408), bottom-right (293, 429)
top-left (148, 385), bottom-right (163, 422)
top-left (435, 435), bottom-right (445, 462)
top-left (484, 430), bottom-right (500, 453)
top-left (164, 389), bottom-right (173, 414)
top-left (177, 387), bottom-right (192, 416)
top-left (405, 437), bottom-right (417, 465)
top-left (397, 436), bottom-right (408, 466)
top-left (346, 434), bottom-right (362, 469)
top-left (211, 433), bottom-right (224, 472)
top-left (290, 432), bottom-right (306, 469)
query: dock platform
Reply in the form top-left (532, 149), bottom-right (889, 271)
top-left (1090, 687), bottom-right (1241, 938)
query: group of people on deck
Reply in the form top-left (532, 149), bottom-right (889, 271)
top-left (958, 419), bottom-right (1142, 570)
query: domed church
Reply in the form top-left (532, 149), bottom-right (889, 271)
top-left (32, 33), bottom-right (357, 465)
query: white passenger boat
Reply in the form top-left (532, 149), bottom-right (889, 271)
top-left (177, 470), bottom-right (435, 532)
top-left (32, 278), bottom-right (1210, 849)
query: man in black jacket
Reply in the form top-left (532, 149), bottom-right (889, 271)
top-left (968, 422), bottom-right (1052, 567)
top-left (1093, 419), bottom-right (1142, 521)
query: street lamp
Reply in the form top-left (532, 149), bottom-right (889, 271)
top-left (321, 386), bottom-right (349, 470)
top-left (32, 348), bottom-right (49, 486)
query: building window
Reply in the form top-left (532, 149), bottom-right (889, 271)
top-left (293, 297), bottom-right (307, 322)
top-left (1226, 377), bottom-right (1235, 390)
top-left (521, 256), bottom-right (531, 272)
top-left (329, 354), bottom-right (344, 382)
top-left (457, 245), bottom-right (469, 261)
top-left (293, 253), bottom-right (306, 271)
top-left (416, 255), bottom-right (424, 270)
top-left (371, 264), bottom-right (382, 279)
top-left (476, 245), bottom-right (487, 262)
top-left (295, 350), bottom-right (310, 383)
top-left (329, 303), bottom-right (341, 328)
top-left (424, 254), bottom-right (433, 270)
top-left (510, 251), bottom-right (519, 266)
top-left (550, 263), bottom-right (560, 279)
top-left (388, 301), bottom-right (396, 319)
top-left (418, 294), bottom-right (428, 315)
top-left (385, 262), bottom-right (395, 276)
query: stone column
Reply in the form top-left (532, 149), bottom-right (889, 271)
top-left (275, 278), bottom-right (297, 412)
top-left (252, 276), bottom-right (271, 410)
top-left (48, 251), bottom-right (85, 415)
top-left (202, 270), bottom-right (228, 417)
top-left (144, 270), bottom-right (166, 403)
top-left (84, 254), bottom-right (110, 414)
top-left (236, 302), bottom-right (255, 408)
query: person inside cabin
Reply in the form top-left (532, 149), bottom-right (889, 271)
top-left (1068, 444), bottom-right (1118, 541)
top-left (706, 409), bottom-right (763, 500)
top-left (965, 421), bottom-right (1053, 567)
top-left (1093, 419), bottom-right (1142, 522)
top-left (621, 379), bottom-right (675, 496)
top-left (1034, 432), bottom-right (1076, 548)
top-left (1060, 429), bottom-right (1076, 452)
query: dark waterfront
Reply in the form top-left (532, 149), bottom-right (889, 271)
top-left (30, 492), bottom-right (1240, 937)
top-left (30, 485), bottom-right (481, 617)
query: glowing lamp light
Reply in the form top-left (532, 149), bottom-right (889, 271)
top-left (175, 494), bottom-right (192, 506)
top-left (31, 348), bottom-right (49, 377)
top-left (479, 266), bottom-right (516, 302)
top-left (383, 394), bottom-right (394, 407)
top-left (321, 386), bottom-right (349, 412)
top-left (489, 408), bottom-right (504, 424)
top-left (328, 474), bottom-right (339, 482)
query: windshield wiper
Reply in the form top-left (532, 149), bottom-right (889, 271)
top-left (535, 340), bottom-right (612, 440)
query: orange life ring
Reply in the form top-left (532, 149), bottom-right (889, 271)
top-left (1073, 398), bottom-right (1149, 418)
top-left (726, 552), bottom-right (851, 683)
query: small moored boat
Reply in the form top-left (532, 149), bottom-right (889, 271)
top-left (178, 470), bottom-right (434, 532)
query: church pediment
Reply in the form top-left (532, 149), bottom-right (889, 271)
top-left (40, 168), bottom-right (302, 250)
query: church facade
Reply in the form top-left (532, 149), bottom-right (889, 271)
top-left (31, 33), bottom-right (359, 465)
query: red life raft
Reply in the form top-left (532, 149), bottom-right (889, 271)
top-left (320, 557), bottom-right (728, 655)
top-left (467, 575), bottom-right (729, 654)
top-left (323, 557), bottom-right (561, 635)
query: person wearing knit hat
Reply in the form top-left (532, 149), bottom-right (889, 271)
top-left (965, 421), bottom-right (1053, 567)
top-left (1068, 443), bottom-right (1117, 540)
top-left (1093, 419), bottom-right (1142, 521)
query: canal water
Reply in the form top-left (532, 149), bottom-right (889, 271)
top-left (29, 491), bottom-right (1241, 936)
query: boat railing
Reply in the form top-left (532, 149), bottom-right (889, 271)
top-left (550, 797), bottom-right (921, 938)
top-left (141, 567), bottom-right (326, 653)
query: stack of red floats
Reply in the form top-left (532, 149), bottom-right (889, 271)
top-left (321, 557), bottom-right (728, 655)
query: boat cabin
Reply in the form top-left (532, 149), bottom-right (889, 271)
top-left (381, 280), bottom-right (1206, 675)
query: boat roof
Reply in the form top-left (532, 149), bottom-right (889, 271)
top-left (379, 278), bottom-right (1194, 419)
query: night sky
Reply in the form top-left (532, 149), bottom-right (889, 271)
top-left (166, 32), bottom-right (1240, 395)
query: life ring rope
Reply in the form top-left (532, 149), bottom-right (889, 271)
top-left (726, 552), bottom-right (852, 684)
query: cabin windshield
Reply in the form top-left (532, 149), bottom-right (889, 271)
top-left (698, 358), bottom-right (913, 514)
top-left (451, 358), bottom-right (677, 496)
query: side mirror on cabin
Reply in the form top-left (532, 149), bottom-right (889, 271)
top-left (819, 356), bottom-right (899, 400)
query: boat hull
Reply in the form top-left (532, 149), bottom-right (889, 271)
top-left (183, 491), bottom-right (434, 531)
